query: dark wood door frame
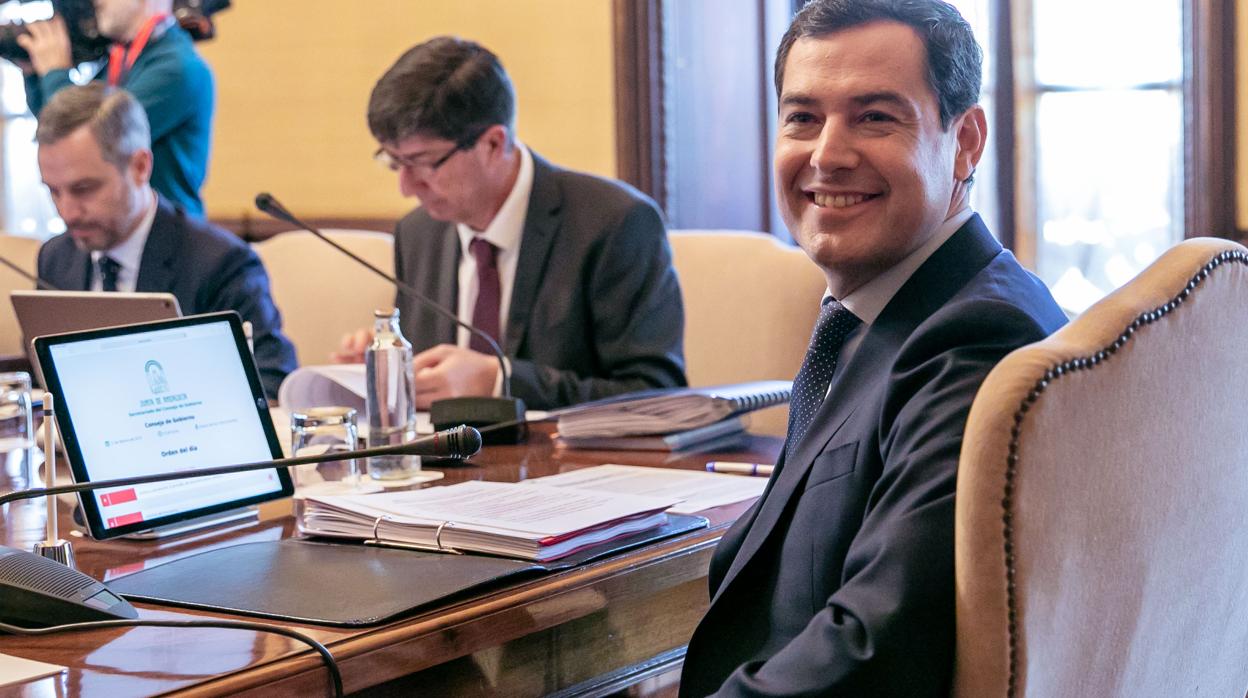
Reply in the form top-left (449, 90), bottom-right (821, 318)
top-left (1185, 0), bottom-right (1237, 240)
top-left (613, 0), bottom-right (666, 211)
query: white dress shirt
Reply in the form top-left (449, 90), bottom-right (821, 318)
top-left (454, 143), bottom-right (534, 349)
top-left (89, 192), bottom-right (158, 293)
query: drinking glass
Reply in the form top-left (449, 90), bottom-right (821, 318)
top-left (0, 372), bottom-right (34, 488)
top-left (289, 407), bottom-right (379, 516)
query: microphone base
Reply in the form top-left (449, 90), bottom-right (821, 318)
top-left (430, 397), bottom-right (527, 445)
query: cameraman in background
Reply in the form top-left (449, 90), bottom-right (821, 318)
top-left (17, 0), bottom-right (213, 217)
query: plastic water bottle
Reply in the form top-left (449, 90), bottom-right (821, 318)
top-left (365, 308), bottom-right (418, 480)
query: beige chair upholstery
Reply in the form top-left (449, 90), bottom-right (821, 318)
top-left (954, 238), bottom-right (1248, 697)
top-left (252, 229), bottom-right (395, 367)
top-left (668, 230), bottom-right (825, 436)
top-left (0, 234), bottom-right (41, 356)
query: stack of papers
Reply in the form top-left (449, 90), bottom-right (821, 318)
top-left (278, 364), bottom-right (371, 415)
top-left (555, 381), bottom-right (791, 439)
top-left (299, 480), bottom-right (677, 562)
top-left (557, 416), bottom-right (746, 451)
top-left (528, 464), bottom-right (769, 514)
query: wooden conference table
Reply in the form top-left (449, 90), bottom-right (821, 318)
top-left (0, 423), bottom-right (782, 696)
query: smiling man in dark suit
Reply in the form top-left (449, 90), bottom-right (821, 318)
top-left (334, 36), bottom-right (686, 411)
top-left (678, 1), bottom-right (1066, 695)
top-left (35, 84), bottom-right (296, 399)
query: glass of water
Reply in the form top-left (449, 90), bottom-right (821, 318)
top-left (289, 407), bottom-right (378, 517)
top-left (0, 372), bottom-right (34, 486)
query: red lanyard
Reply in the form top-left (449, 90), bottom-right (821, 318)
top-left (107, 14), bottom-right (169, 86)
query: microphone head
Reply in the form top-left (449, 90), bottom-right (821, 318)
top-left (449, 425), bottom-right (483, 458)
top-left (254, 192), bottom-right (295, 225)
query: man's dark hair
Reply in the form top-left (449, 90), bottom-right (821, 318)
top-left (775, 0), bottom-right (982, 129)
top-left (367, 36), bottom-right (516, 145)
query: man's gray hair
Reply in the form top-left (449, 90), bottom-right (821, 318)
top-left (35, 83), bottom-right (150, 170)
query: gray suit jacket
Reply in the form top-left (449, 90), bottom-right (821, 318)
top-left (37, 198), bottom-right (297, 399)
top-left (392, 152), bottom-right (686, 409)
top-left (679, 216), bottom-right (1067, 697)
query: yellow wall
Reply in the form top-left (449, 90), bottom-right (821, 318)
top-left (195, 0), bottom-right (617, 222)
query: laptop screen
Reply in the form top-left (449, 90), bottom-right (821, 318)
top-left (35, 312), bottom-right (292, 540)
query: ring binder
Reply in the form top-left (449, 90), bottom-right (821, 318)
top-left (370, 515), bottom-right (389, 541)
top-left (306, 480), bottom-right (676, 561)
top-left (363, 515), bottom-right (463, 555)
top-left (434, 521), bottom-right (457, 553)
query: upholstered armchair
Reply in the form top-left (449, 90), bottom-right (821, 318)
top-left (253, 229), bottom-right (395, 366)
top-left (668, 230), bottom-right (825, 436)
top-left (954, 238), bottom-right (1248, 696)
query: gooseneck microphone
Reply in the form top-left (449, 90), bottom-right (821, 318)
top-left (0, 425), bottom-right (482, 509)
top-left (0, 253), bottom-right (59, 291)
top-left (255, 192), bottom-right (526, 444)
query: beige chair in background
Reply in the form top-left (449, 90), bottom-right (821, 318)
top-left (668, 230), bottom-right (825, 436)
top-left (954, 238), bottom-right (1248, 697)
top-left (253, 229), bottom-right (395, 367)
top-left (0, 234), bottom-right (41, 356)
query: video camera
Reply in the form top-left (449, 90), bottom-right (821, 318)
top-left (0, 0), bottom-right (230, 66)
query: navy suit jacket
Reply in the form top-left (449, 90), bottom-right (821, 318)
top-left (392, 152), bottom-right (687, 409)
top-left (37, 198), bottom-right (297, 399)
top-left (679, 216), bottom-right (1066, 697)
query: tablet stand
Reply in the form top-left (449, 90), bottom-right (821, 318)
top-left (122, 506), bottom-right (259, 540)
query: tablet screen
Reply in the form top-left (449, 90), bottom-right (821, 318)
top-left (36, 312), bottom-right (291, 539)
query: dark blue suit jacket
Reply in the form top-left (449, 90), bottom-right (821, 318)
top-left (679, 216), bottom-right (1066, 697)
top-left (37, 198), bottom-right (297, 399)
top-left (392, 152), bottom-right (687, 409)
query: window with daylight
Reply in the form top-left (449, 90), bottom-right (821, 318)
top-left (0, 0), bottom-right (63, 240)
top-left (948, 0), bottom-right (1233, 315)
top-left (614, 0), bottom-right (1233, 317)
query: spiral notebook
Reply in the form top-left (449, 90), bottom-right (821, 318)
top-left (555, 381), bottom-right (791, 438)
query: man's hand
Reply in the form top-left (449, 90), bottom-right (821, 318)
top-left (411, 344), bottom-right (499, 409)
top-left (330, 327), bottom-right (373, 364)
top-left (15, 17), bottom-right (72, 76)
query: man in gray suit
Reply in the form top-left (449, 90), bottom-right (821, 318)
top-left (335, 37), bottom-right (686, 410)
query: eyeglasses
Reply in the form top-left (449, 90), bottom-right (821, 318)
top-left (373, 129), bottom-right (488, 176)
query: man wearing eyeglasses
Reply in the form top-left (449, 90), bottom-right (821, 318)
top-left (334, 36), bottom-right (686, 410)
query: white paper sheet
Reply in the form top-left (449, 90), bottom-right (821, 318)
top-left (0, 652), bottom-right (65, 687)
top-left (313, 480), bottom-right (676, 537)
top-left (528, 463), bottom-right (768, 514)
top-left (276, 365), bottom-right (545, 441)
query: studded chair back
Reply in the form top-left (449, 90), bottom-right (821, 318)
top-left (954, 239), bottom-right (1248, 697)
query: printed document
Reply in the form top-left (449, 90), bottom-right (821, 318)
top-left (529, 464), bottom-right (768, 514)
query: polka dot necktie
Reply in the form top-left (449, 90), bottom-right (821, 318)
top-left (786, 299), bottom-right (861, 447)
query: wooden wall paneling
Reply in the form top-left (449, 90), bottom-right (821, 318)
top-left (1184, 0), bottom-right (1238, 240)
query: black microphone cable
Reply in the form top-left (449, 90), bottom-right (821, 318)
top-left (0, 253), bottom-right (59, 290)
top-left (0, 617), bottom-right (343, 697)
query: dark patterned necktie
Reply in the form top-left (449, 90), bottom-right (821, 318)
top-left (98, 256), bottom-right (121, 292)
top-left (786, 299), bottom-right (861, 446)
top-left (468, 237), bottom-right (501, 353)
